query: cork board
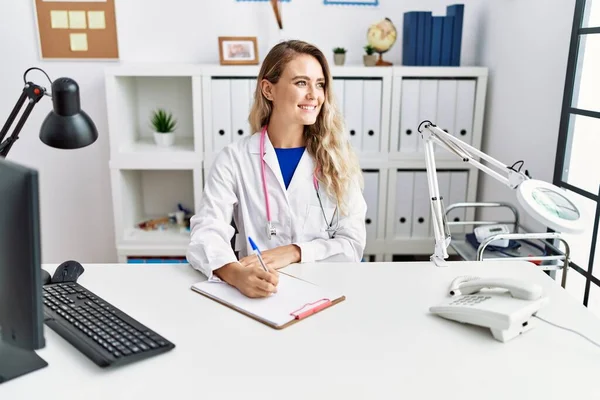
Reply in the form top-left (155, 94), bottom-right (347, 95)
top-left (34, 0), bottom-right (119, 59)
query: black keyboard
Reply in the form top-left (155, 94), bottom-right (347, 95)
top-left (42, 282), bottom-right (175, 368)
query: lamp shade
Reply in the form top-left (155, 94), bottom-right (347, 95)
top-left (39, 77), bottom-right (98, 149)
top-left (516, 179), bottom-right (586, 234)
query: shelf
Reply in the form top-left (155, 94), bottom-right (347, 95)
top-left (123, 225), bottom-right (190, 244)
top-left (105, 64), bottom-right (488, 262)
top-left (110, 137), bottom-right (201, 169)
top-left (106, 74), bottom-right (200, 160)
top-left (111, 169), bottom-right (197, 245)
top-left (395, 66), bottom-right (488, 78)
top-left (120, 137), bottom-right (195, 153)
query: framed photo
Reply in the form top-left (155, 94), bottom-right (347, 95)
top-left (218, 37), bottom-right (259, 65)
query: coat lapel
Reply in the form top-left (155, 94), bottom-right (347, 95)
top-left (248, 132), bottom-right (286, 195)
top-left (286, 149), bottom-right (315, 194)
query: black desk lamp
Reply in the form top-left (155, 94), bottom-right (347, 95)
top-left (0, 67), bottom-right (98, 157)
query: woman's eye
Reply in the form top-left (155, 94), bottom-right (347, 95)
top-left (296, 81), bottom-right (306, 87)
top-left (317, 82), bottom-right (325, 89)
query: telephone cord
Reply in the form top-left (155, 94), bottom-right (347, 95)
top-left (534, 315), bottom-right (600, 350)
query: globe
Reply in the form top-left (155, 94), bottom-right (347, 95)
top-left (367, 18), bottom-right (397, 66)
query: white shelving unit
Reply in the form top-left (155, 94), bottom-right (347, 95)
top-left (105, 64), bottom-right (488, 263)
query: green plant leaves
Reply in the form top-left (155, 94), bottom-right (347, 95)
top-left (150, 108), bottom-right (177, 133)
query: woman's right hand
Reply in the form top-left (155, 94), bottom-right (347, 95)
top-left (215, 262), bottom-right (279, 298)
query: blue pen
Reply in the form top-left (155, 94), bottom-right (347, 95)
top-left (248, 236), bottom-right (269, 272)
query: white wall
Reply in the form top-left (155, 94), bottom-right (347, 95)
top-left (475, 1), bottom-right (576, 231)
top-left (0, 0), bottom-right (575, 263)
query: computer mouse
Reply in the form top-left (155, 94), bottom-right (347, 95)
top-left (51, 260), bottom-right (85, 283)
top-left (41, 269), bottom-right (51, 285)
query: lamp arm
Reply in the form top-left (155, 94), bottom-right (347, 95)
top-left (418, 120), bottom-right (530, 267)
top-left (0, 83), bottom-right (47, 158)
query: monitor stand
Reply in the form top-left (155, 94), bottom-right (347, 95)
top-left (0, 340), bottom-right (48, 384)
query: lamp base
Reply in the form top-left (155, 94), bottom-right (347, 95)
top-left (431, 255), bottom-right (449, 267)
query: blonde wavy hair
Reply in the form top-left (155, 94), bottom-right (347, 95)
top-left (249, 40), bottom-right (362, 215)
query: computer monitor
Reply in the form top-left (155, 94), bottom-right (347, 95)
top-left (0, 157), bottom-right (47, 384)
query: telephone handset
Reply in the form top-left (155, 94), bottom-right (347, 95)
top-left (430, 276), bottom-right (549, 342)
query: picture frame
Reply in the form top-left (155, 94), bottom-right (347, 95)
top-left (218, 36), bottom-right (259, 65)
top-left (323, 0), bottom-right (378, 5)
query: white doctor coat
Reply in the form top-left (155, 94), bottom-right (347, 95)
top-left (186, 132), bottom-right (367, 280)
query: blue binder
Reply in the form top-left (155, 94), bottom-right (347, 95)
top-left (447, 4), bottom-right (464, 66)
top-left (430, 16), bottom-right (444, 66)
top-left (416, 12), bottom-right (426, 66)
top-left (423, 12), bottom-right (433, 66)
top-left (403, 11), bottom-right (419, 66)
top-left (441, 16), bottom-right (454, 66)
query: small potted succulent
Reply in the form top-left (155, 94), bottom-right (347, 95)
top-left (363, 45), bottom-right (377, 67)
top-left (150, 108), bottom-right (177, 147)
top-left (333, 47), bottom-right (347, 66)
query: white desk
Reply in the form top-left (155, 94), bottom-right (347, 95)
top-left (2, 261), bottom-right (600, 399)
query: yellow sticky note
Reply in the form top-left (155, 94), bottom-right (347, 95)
top-left (50, 10), bottom-right (69, 29)
top-left (70, 33), bottom-right (88, 52)
top-left (87, 11), bottom-right (106, 29)
top-left (68, 10), bottom-right (86, 29)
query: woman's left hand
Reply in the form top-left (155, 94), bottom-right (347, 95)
top-left (239, 244), bottom-right (301, 270)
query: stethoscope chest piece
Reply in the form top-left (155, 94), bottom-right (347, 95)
top-left (266, 222), bottom-right (277, 239)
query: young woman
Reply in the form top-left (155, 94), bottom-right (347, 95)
top-left (186, 40), bottom-right (366, 298)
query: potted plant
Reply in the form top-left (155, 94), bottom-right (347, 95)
top-left (363, 45), bottom-right (377, 67)
top-left (333, 47), bottom-right (347, 66)
top-left (150, 108), bottom-right (177, 147)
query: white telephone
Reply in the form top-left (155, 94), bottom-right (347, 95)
top-left (429, 276), bottom-right (549, 342)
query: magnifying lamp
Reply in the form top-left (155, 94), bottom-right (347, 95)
top-left (0, 67), bottom-right (98, 158)
top-left (417, 120), bottom-right (586, 268)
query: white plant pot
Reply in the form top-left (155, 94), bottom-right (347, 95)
top-left (334, 53), bottom-right (346, 66)
top-left (153, 131), bottom-right (175, 147)
top-left (363, 54), bottom-right (377, 67)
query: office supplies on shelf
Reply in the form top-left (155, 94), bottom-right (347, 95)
top-left (430, 276), bottom-right (548, 342)
top-left (248, 236), bottom-right (269, 272)
top-left (43, 281), bottom-right (175, 368)
top-left (191, 273), bottom-right (345, 329)
top-left (474, 224), bottom-right (510, 248)
top-left (417, 120), bottom-right (585, 271)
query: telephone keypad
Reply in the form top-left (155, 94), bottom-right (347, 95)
top-left (449, 295), bottom-right (492, 306)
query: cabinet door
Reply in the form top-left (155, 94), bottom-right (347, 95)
top-left (411, 171), bottom-right (431, 237)
top-left (363, 170), bottom-right (380, 240)
top-left (399, 79), bottom-right (419, 152)
top-left (332, 78), bottom-right (345, 116)
top-left (230, 79), bottom-right (251, 139)
top-left (436, 80), bottom-right (458, 152)
top-left (437, 171), bottom-right (451, 233)
top-left (417, 80), bottom-right (438, 153)
top-left (211, 79), bottom-right (231, 153)
top-left (344, 80), bottom-right (364, 151)
top-left (448, 171), bottom-right (468, 233)
top-left (362, 79), bottom-right (382, 153)
top-left (394, 170), bottom-right (414, 238)
top-left (455, 79), bottom-right (476, 145)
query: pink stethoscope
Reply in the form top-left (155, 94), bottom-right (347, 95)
top-left (259, 126), bottom-right (339, 239)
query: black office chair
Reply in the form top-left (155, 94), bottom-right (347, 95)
top-left (230, 218), bottom-right (239, 259)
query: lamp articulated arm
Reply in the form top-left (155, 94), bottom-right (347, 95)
top-left (417, 120), bottom-right (532, 267)
top-left (0, 83), bottom-right (47, 158)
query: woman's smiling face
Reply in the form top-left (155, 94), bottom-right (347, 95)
top-left (264, 53), bottom-right (326, 126)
